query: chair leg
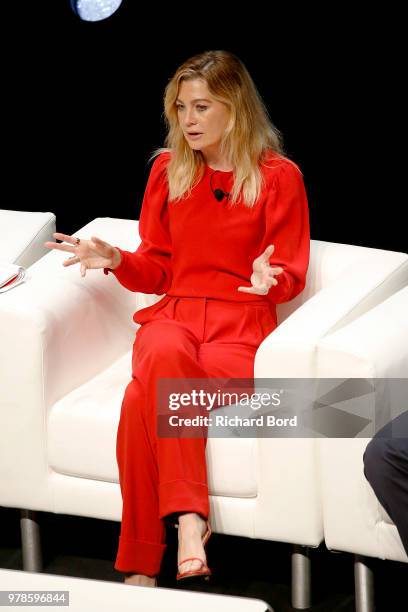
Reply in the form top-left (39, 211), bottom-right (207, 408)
top-left (291, 544), bottom-right (311, 609)
top-left (20, 510), bottom-right (43, 572)
top-left (354, 554), bottom-right (375, 612)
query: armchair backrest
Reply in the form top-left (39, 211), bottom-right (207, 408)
top-left (70, 219), bottom-right (408, 332)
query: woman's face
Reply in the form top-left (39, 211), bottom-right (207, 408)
top-left (176, 78), bottom-right (230, 159)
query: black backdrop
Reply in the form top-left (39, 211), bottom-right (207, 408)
top-left (2, 3), bottom-right (401, 253)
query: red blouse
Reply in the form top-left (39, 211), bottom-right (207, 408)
top-left (105, 150), bottom-right (310, 307)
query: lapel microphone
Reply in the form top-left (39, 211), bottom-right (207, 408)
top-left (210, 170), bottom-right (231, 202)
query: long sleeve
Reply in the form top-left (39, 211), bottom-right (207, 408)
top-left (104, 153), bottom-right (172, 294)
top-left (263, 161), bottom-right (310, 305)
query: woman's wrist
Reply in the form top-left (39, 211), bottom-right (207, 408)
top-left (110, 248), bottom-right (122, 270)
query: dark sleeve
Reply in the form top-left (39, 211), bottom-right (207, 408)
top-left (263, 161), bottom-right (310, 304)
top-left (104, 153), bottom-right (172, 294)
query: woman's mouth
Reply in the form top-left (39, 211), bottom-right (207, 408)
top-left (187, 133), bottom-right (203, 140)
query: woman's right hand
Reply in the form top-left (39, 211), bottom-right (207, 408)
top-left (44, 233), bottom-right (122, 277)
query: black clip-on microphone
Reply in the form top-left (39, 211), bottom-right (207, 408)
top-left (210, 170), bottom-right (231, 202)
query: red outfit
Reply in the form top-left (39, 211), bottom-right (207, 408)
top-left (105, 150), bottom-right (310, 576)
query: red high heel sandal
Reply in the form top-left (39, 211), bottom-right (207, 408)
top-left (176, 521), bottom-right (212, 582)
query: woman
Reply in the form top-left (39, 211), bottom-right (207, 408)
top-left (45, 49), bottom-right (310, 588)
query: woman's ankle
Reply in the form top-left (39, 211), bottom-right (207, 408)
top-left (124, 573), bottom-right (157, 587)
top-left (178, 512), bottom-right (206, 534)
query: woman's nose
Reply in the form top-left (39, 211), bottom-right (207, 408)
top-left (185, 109), bottom-right (198, 125)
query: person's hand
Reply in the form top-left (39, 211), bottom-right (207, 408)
top-left (44, 233), bottom-right (121, 277)
top-left (237, 244), bottom-right (283, 295)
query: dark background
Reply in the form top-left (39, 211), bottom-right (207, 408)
top-left (2, 3), bottom-right (401, 252)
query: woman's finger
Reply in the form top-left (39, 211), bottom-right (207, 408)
top-left (80, 263), bottom-right (87, 277)
top-left (62, 256), bottom-right (79, 267)
top-left (90, 238), bottom-right (107, 252)
top-left (266, 273), bottom-right (278, 284)
top-left (262, 244), bottom-right (274, 260)
top-left (238, 284), bottom-right (269, 295)
top-left (53, 232), bottom-right (79, 246)
top-left (91, 236), bottom-right (105, 245)
top-left (257, 285), bottom-right (269, 294)
top-left (44, 241), bottom-right (76, 254)
top-left (91, 236), bottom-right (111, 254)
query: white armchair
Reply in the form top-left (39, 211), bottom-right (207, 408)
top-left (0, 209), bottom-right (56, 267)
top-left (0, 216), bottom-right (407, 609)
top-left (318, 285), bottom-right (408, 612)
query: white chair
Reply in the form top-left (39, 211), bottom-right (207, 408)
top-left (0, 209), bottom-right (56, 267)
top-left (317, 285), bottom-right (408, 612)
top-left (0, 216), bottom-right (407, 610)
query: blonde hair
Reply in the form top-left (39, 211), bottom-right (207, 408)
top-left (149, 50), bottom-right (290, 208)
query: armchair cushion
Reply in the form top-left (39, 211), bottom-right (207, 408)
top-left (48, 351), bottom-right (258, 498)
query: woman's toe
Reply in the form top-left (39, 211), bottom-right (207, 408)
top-left (179, 559), bottom-right (203, 574)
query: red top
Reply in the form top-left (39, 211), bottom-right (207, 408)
top-left (105, 150), bottom-right (310, 307)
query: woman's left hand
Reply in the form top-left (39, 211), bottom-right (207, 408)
top-left (237, 244), bottom-right (283, 295)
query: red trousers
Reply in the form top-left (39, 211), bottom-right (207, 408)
top-left (114, 295), bottom-right (277, 576)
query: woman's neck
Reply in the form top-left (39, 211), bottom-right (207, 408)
top-left (203, 156), bottom-right (233, 172)
top-left (201, 149), bottom-right (233, 172)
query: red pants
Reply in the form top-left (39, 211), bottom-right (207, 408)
top-left (114, 295), bottom-right (277, 576)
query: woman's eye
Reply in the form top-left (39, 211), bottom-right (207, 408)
top-left (176, 105), bottom-right (208, 111)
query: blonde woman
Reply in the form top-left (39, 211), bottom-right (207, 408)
top-left (45, 49), bottom-right (310, 588)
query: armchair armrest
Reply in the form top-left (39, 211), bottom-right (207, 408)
top-left (0, 218), bottom-right (145, 405)
top-left (252, 253), bottom-right (408, 547)
top-left (317, 286), bottom-right (408, 559)
top-left (317, 284), bottom-right (408, 379)
top-left (255, 250), bottom-right (408, 377)
top-left (0, 217), bottom-right (155, 509)
top-left (0, 209), bottom-right (56, 268)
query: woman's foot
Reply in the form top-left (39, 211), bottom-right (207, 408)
top-left (177, 512), bottom-right (209, 575)
top-left (124, 574), bottom-right (157, 587)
